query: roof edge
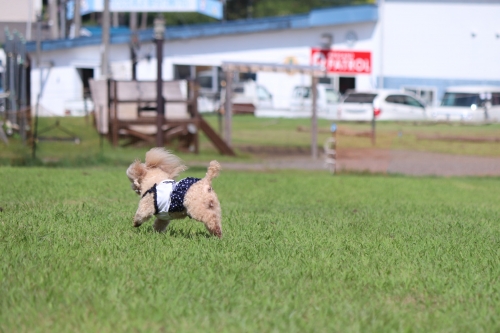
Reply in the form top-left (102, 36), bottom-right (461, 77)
top-left (26, 4), bottom-right (378, 53)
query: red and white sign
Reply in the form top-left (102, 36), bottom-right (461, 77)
top-left (311, 48), bottom-right (371, 74)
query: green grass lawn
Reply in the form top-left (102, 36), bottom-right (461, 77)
top-left (1, 166), bottom-right (500, 332)
top-left (2, 115), bottom-right (500, 167)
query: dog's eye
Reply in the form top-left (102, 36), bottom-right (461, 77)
top-left (208, 186), bottom-right (212, 192)
top-left (208, 200), bottom-right (214, 208)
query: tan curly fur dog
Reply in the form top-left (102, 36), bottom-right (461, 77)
top-left (126, 148), bottom-right (222, 238)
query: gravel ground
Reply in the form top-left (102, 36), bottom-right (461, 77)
top-left (193, 148), bottom-right (500, 176)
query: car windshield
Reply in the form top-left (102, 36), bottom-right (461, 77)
top-left (492, 93), bottom-right (500, 106)
top-left (257, 86), bottom-right (272, 100)
top-left (198, 76), bottom-right (213, 89)
top-left (344, 93), bottom-right (377, 103)
top-left (441, 93), bottom-right (481, 107)
top-left (325, 88), bottom-right (340, 104)
top-left (293, 87), bottom-right (311, 99)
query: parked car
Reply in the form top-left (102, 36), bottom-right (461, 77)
top-left (290, 84), bottom-right (341, 119)
top-left (338, 90), bottom-right (427, 121)
top-left (232, 80), bottom-right (273, 114)
top-left (197, 69), bottom-right (222, 113)
top-left (430, 86), bottom-right (500, 122)
top-left (220, 80), bottom-right (273, 114)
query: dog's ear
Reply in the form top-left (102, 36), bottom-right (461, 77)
top-left (205, 160), bottom-right (221, 183)
top-left (126, 159), bottom-right (147, 185)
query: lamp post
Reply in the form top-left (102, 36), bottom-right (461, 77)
top-left (154, 16), bottom-right (165, 147)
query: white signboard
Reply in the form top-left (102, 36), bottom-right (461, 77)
top-left (68, 0), bottom-right (222, 19)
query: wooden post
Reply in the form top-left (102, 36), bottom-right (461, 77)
top-left (112, 80), bottom-right (119, 146)
top-left (371, 113), bottom-right (376, 146)
top-left (188, 79), bottom-right (200, 154)
top-left (311, 76), bottom-right (318, 159)
top-left (224, 71), bottom-right (233, 146)
top-left (154, 16), bottom-right (165, 147)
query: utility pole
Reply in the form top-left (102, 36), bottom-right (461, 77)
top-left (154, 16), bottom-right (165, 147)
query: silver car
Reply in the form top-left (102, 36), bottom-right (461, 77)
top-left (430, 86), bottom-right (500, 122)
top-left (338, 90), bottom-right (428, 121)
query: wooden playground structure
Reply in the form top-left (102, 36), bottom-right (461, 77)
top-left (89, 78), bottom-right (235, 156)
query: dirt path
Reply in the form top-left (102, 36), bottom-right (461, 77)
top-left (387, 150), bottom-right (500, 176)
top-left (191, 148), bottom-right (500, 176)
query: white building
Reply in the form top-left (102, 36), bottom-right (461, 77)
top-left (26, 0), bottom-right (500, 116)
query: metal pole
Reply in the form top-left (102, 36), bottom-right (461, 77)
top-left (26, 0), bottom-right (33, 40)
top-left (224, 71), bottom-right (233, 146)
top-left (74, 0), bottom-right (81, 38)
top-left (154, 16), bottom-right (165, 147)
top-left (311, 76), bottom-right (318, 159)
top-left (60, 0), bottom-right (66, 39)
top-left (32, 16), bottom-right (42, 159)
top-left (19, 36), bottom-right (27, 143)
top-left (112, 12), bottom-right (119, 27)
top-left (101, 0), bottom-right (110, 78)
top-left (49, 0), bottom-right (59, 39)
top-left (130, 13), bottom-right (138, 80)
top-left (8, 35), bottom-right (17, 126)
top-left (130, 33), bottom-right (138, 80)
top-left (140, 12), bottom-right (147, 29)
top-left (130, 12), bottom-right (138, 31)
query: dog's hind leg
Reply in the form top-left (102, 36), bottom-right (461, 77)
top-left (133, 194), bottom-right (156, 227)
top-left (153, 218), bottom-right (171, 233)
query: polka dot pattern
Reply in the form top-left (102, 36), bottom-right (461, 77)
top-left (168, 177), bottom-right (201, 213)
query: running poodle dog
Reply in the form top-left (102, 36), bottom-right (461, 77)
top-left (126, 148), bottom-right (222, 238)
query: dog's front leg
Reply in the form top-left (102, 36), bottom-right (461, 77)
top-left (133, 194), bottom-right (156, 227)
top-left (153, 218), bottom-right (171, 233)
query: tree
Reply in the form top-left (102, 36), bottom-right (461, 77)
top-left (227, 0), bottom-right (376, 20)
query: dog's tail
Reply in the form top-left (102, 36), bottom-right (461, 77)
top-left (145, 148), bottom-right (187, 179)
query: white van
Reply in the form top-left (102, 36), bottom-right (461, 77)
top-left (430, 86), bottom-right (500, 122)
top-left (230, 80), bottom-right (273, 114)
top-left (289, 84), bottom-right (341, 119)
top-left (197, 70), bottom-right (222, 113)
top-left (197, 70), bottom-right (273, 114)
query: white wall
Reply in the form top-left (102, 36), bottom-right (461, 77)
top-left (383, 1), bottom-right (500, 80)
top-left (149, 22), bottom-right (377, 108)
top-left (32, 20), bottom-right (377, 115)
